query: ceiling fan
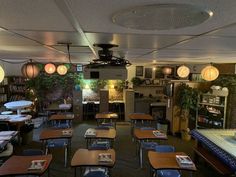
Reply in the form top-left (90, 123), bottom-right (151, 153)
top-left (86, 44), bottom-right (131, 68)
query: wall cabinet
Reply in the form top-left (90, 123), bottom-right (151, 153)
top-left (196, 92), bottom-right (228, 129)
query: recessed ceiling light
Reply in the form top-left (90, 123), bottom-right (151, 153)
top-left (112, 4), bottom-right (212, 30)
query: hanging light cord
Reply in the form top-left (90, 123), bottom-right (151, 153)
top-left (67, 43), bottom-right (72, 64)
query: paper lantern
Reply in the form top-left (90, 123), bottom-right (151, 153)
top-left (57, 64), bottom-right (68, 75)
top-left (0, 65), bottom-right (5, 83)
top-left (21, 61), bottom-right (40, 79)
top-left (162, 67), bottom-right (172, 75)
top-left (177, 65), bottom-right (190, 78)
top-left (44, 63), bottom-right (56, 74)
top-left (201, 65), bottom-right (219, 81)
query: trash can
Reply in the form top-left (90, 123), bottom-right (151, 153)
top-left (20, 124), bottom-right (34, 145)
top-left (156, 119), bottom-right (170, 134)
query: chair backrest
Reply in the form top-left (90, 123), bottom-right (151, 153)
top-left (22, 149), bottom-right (44, 156)
top-left (155, 145), bottom-right (175, 153)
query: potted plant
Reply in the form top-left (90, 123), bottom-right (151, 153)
top-left (176, 83), bottom-right (199, 140)
top-left (131, 77), bottom-right (143, 87)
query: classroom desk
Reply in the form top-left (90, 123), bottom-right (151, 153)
top-left (134, 129), bottom-right (167, 168)
top-left (84, 128), bottom-right (116, 148)
top-left (40, 128), bottom-right (73, 167)
top-left (128, 113), bottom-right (154, 138)
top-left (0, 154), bottom-right (52, 176)
top-left (148, 151), bottom-right (196, 176)
top-left (71, 148), bottom-right (115, 177)
top-left (48, 114), bottom-right (74, 128)
top-left (95, 112), bottom-right (118, 129)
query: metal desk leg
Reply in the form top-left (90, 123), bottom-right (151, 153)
top-left (139, 140), bottom-right (143, 168)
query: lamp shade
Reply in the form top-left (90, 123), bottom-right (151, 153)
top-left (201, 65), bottom-right (219, 81)
top-left (177, 65), bottom-right (190, 78)
top-left (57, 64), bottom-right (68, 75)
top-left (162, 67), bottom-right (172, 75)
top-left (21, 61), bottom-right (39, 79)
top-left (0, 65), bottom-right (5, 83)
top-left (44, 63), bottom-right (56, 74)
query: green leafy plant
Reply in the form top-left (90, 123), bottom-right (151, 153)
top-left (176, 83), bottom-right (199, 113)
top-left (131, 77), bottom-right (143, 86)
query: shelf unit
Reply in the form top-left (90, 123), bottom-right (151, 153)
top-left (7, 76), bottom-right (27, 101)
top-left (0, 78), bottom-right (8, 104)
top-left (196, 92), bottom-right (228, 129)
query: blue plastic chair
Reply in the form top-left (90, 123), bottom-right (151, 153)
top-left (140, 127), bottom-right (158, 151)
top-left (45, 139), bottom-right (69, 167)
top-left (89, 140), bottom-right (110, 150)
top-left (83, 167), bottom-right (108, 177)
top-left (154, 145), bottom-right (181, 177)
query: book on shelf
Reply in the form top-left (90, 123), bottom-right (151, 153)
top-left (84, 128), bottom-right (96, 137)
top-left (28, 160), bottom-right (47, 171)
top-left (98, 153), bottom-right (113, 164)
top-left (152, 130), bottom-right (166, 138)
top-left (176, 155), bottom-right (194, 168)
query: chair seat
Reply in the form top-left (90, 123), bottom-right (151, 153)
top-left (156, 169), bottom-right (181, 177)
top-left (84, 171), bottom-right (108, 177)
top-left (89, 140), bottom-right (110, 150)
top-left (141, 142), bottom-right (158, 150)
top-left (46, 139), bottom-right (68, 148)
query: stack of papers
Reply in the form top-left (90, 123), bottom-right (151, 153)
top-left (176, 155), bottom-right (194, 168)
top-left (98, 153), bottom-right (113, 163)
top-left (84, 128), bottom-right (96, 137)
top-left (152, 130), bottom-right (166, 138)
top-left (28, 160), bottom-right (47, 171)
top-left (62, 130), bottom-right (72, 136)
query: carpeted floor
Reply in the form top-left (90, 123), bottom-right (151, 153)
top-left (15, 119), bottom-right (222, 177)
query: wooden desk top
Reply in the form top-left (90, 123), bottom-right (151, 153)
top-left (128, 113), bottom-right (153, 121)
top-left (134, 129), bottom-right (167, 140)
top-left (49, 114), bottom-right (74, 121)
top-left (71, 148), bottom-right (115, 167)
top-left (148, 151), bottom-right (196, 171)
top-left (85, 128), bottom-right (116, 139)
top-left (0, 155), bottom-right (52, 176)
top-left (40, 128), bottom-right (73, 140)
top-left (95, 112), bottom-right (118, 119)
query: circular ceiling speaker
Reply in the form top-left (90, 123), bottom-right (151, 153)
top-left (112, 4), bottom-right (213, 30)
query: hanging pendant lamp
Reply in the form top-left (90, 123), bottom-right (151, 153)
top-left (57, 64), bottom-right (68, 75)
top-left (21, 60), bottom-right (40, 79)
top-left (44, 63), bottom-right (56, 74)
top-left (177, 65), bottom-right (190, 78)
top-left (201, 64), bottom-right (219, 81)
top-left (0, 65), bottom-right (5, 83)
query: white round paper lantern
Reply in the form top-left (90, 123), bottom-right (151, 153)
top-left (44, 63), bottom-right (56, 74)
top-left (0, 65), bottom-right (5, 82)
top-left (201, 65), bottom-right (219, 81)
top-left (57, 64), bottom-right (68, 75)
top-left (177, 65), bottom-right (190, 78)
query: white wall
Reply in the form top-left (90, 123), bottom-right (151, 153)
top-left (0, 61), bottom-right (23, 76)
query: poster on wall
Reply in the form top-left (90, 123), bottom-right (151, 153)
top-left (144, 68), bottom-right (152, 78)
top-left (135, 66), bottom-right (143, 77)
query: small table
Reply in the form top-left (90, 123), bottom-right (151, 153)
top-left (95, 112), bottom-right (118, 129)
top-left (0, 154), bottom-right (52, 176)
top-left (134, 129), bottom-right (167, 168)
top-left (4, 100), bottom-right (32, 115)
top-left (84, 128), bottom-right (116, 148)
top-left (71, 148), bottom-right (116, 177)
top-left (148, 151), bottom-right (196, 176)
